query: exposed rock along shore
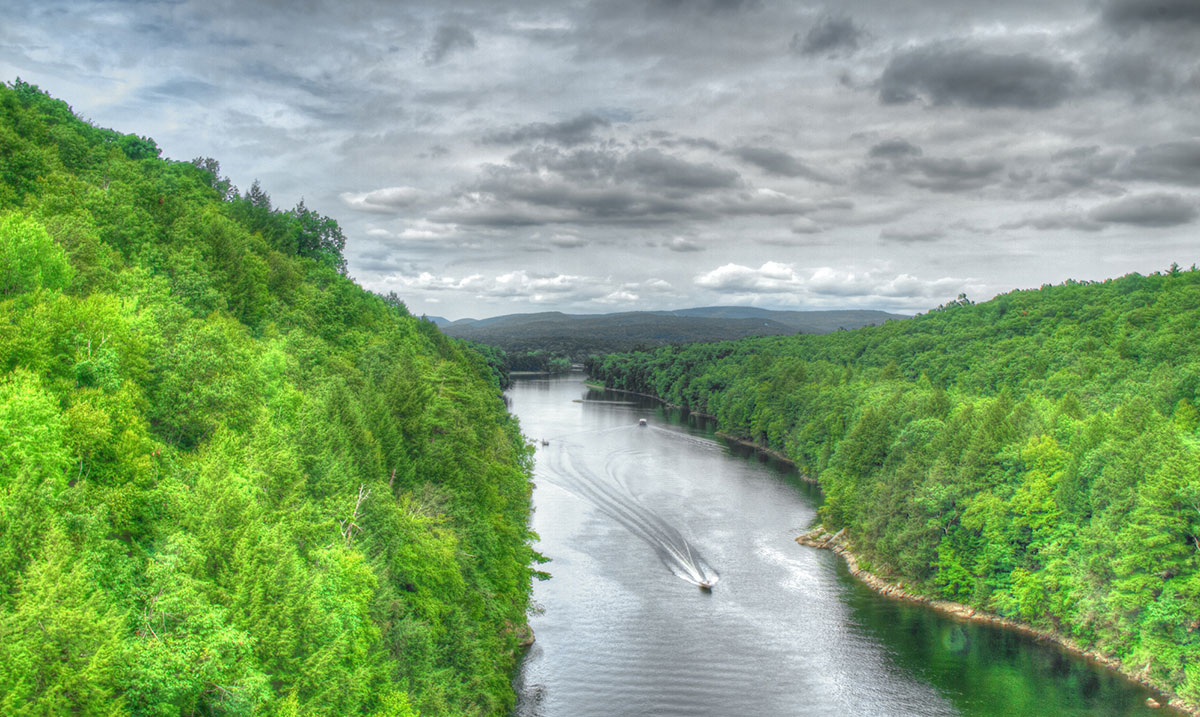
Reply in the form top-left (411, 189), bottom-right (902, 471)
top-left (795, 527), bottom-right (1194, 715)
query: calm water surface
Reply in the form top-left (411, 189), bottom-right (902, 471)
top-left (511, 373), bottom-right (1174, 716)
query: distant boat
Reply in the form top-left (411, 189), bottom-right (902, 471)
top-left (638, 418), bottom-right (647, 426)
top-left (698, 580), bottom-right (713, 591)
top-left (540, 439), bottom-right (549, 446)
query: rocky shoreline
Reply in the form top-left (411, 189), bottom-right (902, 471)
top-left (795, 527), bottom-right (1194, 714)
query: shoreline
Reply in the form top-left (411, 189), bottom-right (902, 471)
top-left (795, 527), bottom-right (1194, 715)
top-left (712, 432), bottom-right (820, 484)
top-left (587, 383), bottom-right (717, 419)
top-left (590, 380), bottom-right (1192, 712)
top-left (589, 382), bottom-right (816, 483)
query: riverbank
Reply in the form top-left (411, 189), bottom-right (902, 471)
top-left (591, 380), bottom-right (1193, 711)
top-left (586, 383), bottom-right (716, 419)
top-left (795, 527), bottom-right (1194, 715)
top-left (588, 383), bottom-right (817, 482)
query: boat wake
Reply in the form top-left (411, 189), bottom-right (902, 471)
top-left (539, 436), bottom-right (719, 589)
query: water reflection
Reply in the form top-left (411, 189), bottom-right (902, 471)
top-left (512, 373), bottom-right (1175, 716)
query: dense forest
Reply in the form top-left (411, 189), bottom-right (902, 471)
top-left (0, 80), bottom-right (540, 714)
top-left (588, 272), bottom-right (1200, 707)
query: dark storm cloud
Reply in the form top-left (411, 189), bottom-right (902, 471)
top-left (731, 146), bottom-right (838, 183)
top-left (1102, 0), bottom-right (1200, 34)
top-left (791, 14), bottom-right (864, 56)
top-left (879, 43), bottom-right (1077, 110)
top-left (483, 113), bottom-right (612, 146)
top-left (1119, 141), bottom-right (1200, 186)
top-left (1088, 193), bottom-right (1197, 227)
top-left (867, 139), bottom-right (922, 159)
top-left (424, 24), bottom-right (476, 65)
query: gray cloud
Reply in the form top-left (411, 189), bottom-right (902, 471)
top-left (896, 156), bottom-right (1006, 193)
top-left (731, 146), bottom-right (838, 183)
top-left (792, 14), bottom-right (864, 57)
top-left (619, 149), bottom-right (741, 190)
top-left (483, 113), bottom-right (612, 146)
top-left (1092, 51), bottom-right (1192, 96)
top-left (868, 139), bottom-right (922, 159)
top-left (641, 0), bottom-right (761, 15)
top-left (1004, 213), bottom-right (1105, 233)
top-left (1088, 192), bottom-right (1197, 227)
top-left (424, 24), bottom-right (476, 65)
top-left (548, 234), bottom-right (588, 248)
top-left (879, 227), bottom-right (946, 244)
top-left (1009, 192), bottom-right (1198, 232)
top-left (653, 133), bottom-right (723, 151)
top-left (1119, 140), bottom-right (1200, 186)
top-left (1102, 0), bottom-right (1200, 34)
top-left (7, 0), bottom-right (1195, 318)
top-left (880, 43), bottom-right (1077, 109)
top-left (428, 145), bottom-right (833, 228)
top-left (1018, 146), bottom-right (1124, 198)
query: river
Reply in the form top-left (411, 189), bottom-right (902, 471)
top-left (510, 373), bottom-right (1174, 716)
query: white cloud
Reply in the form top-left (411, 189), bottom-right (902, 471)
top-left (695, 262), bottom-right (972, 303)
top-left (695, 261), bottom-right (803, 293)
top-left (339, 186), bottom-right (427, 213)
top-left (667, 236), bottom-right (704, 252)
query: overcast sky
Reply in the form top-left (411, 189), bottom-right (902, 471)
top-left (4, 0), bottom-right (1199, 319)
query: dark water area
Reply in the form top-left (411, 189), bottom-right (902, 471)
top-left (510, 373), bottom-right (1175, 716)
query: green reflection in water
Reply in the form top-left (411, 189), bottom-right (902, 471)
top-left (585, 383), bottom-right (1178, 716)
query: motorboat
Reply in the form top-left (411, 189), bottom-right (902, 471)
top-left (698, 580), bottom-right (713, 591)
top-left (638, 418), bottom-right (648, 426)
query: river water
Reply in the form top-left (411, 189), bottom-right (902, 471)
top-left (510, 373), bottom-right (1174, 716)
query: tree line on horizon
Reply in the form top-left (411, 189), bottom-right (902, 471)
top-left (0, 79), bottom-right (540, 715)
top-left (588, 267), bottom-right (1200, 706)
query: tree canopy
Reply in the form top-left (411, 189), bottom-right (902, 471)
top-left (0, 79), bottom-right (538, 715)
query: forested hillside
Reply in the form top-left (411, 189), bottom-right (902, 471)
top-left (0, 80), bottom-right (538, 715)
top-left (589, 271), bottom-right (1200, 706)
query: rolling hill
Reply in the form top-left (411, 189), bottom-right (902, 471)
top-left (439, 307), bottom-right (908, 357)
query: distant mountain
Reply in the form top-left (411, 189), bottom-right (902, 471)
top-left (440, 307), bottom-right (908, 357)
top-left (422, 315), bottom-right (452, 326)
top-left (659, 307), bottom-right (909, 334)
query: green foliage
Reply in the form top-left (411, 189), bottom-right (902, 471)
top-left (0, 81), bottom-right (537, 715)
top-left (0, 211), bottom-right (73, 294)
top-left (590, 267), bottom-right (1200, 705)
